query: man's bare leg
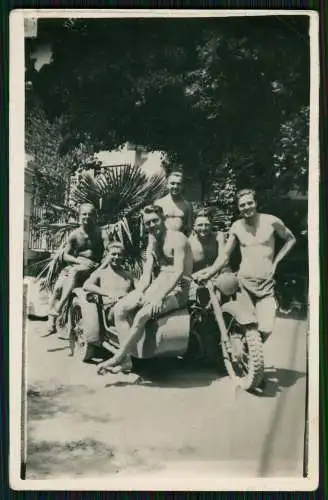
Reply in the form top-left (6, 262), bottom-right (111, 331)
top-left (256, 295), bottom-right (276, 343)
top-left (47, 283), bottom-right (63, 334)
top-left (98, 305), bottom-right (152, 374)
top-left (97, 293), bottom-right (140, 375)
top-left (55, 273), bottom-right (78, 314)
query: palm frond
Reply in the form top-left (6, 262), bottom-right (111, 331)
top-left (71, 171), bottom-right (102, 210)
top-left (38, 245), bottom-right (65, 292)
top-left (36, 163), bottom-right (166, 287)
top-left (72, 165), bottom-right (166, 225)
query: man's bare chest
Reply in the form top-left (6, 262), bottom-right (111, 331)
top-left (237, 220), bottom-right (275, 247)
top-left (75, 231), bottom-right (100, 250)
top-left (101, 269), bottom-right (131, 290)
top-left (190, 237), bottom-right (217, 262)
top-left (162, 198), bottom-right (187, 218)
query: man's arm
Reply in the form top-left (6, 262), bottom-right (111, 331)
top-left (62, 233), bottom-right (81, 265)
top-left (83, 270), bottom-right (108, 296)
top-left (272, 217), bottom-right (296, 271)
top-left (134, 242), bottom-right (154, 295)
top-left (216, 230), bottom-right (226, 250)
top-left (101, 229), bottom-right (110, 257)
top-left (184, 202), bottom-right (193, 236)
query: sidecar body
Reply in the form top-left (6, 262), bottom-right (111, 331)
top-left (69, 288), bottom-right (191, 362)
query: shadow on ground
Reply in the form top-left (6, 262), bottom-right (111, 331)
top-left (103, 357), bottom-right (226, 389)
top-left (27, 438), bottom-right (118, 478)
top-left (253, 367), bottom-right (306, 399)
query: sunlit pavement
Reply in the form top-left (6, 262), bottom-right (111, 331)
top-left (25, 313), bottom-right (307, 479)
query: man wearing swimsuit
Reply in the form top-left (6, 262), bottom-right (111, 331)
top-left (196, 189), bottom-right (296, 342)
top-left (189, 209), bottom-right (238, 300)
top-left (155, 171), bottom-right (193, 236)
top-left (97, 204), bottom-right (193, 374)
top-left (83, 241), bottom-right (135, 312)
top-left (47, 203), bottom-right (108, 335)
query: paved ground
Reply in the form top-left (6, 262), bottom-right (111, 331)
top-left (25, 312), bottom-right (307, 479)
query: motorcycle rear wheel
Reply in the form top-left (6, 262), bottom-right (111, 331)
top-left (221, 311), bottom-right (264, 391)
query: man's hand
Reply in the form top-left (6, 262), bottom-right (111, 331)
top-left (193, 268), bottom-right (214, 283)
top-left (146, 297), bottom-right (165, 318)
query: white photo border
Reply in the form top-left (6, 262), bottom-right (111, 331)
top-left (9, 8), bottom-right (320, 492)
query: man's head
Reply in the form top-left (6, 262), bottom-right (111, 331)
top-left (167, 171), bottom-right (183, 198)
top-left (141, 205), bottom-right (165, 239)
top-left (105, 242), bottom-right (125, 269)
top-left (236, 189), bottom-right (257, 219)
top-left (193, 209), bottom-right (212, 240)
top-left (79, 203), bottom-right (97, 228)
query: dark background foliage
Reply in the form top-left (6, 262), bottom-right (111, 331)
top-left (25, 16), bottom-right (309, 204)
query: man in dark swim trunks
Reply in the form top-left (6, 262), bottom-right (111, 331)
top-left (97, 204), bottom-right (193, 374)
top-left (47, 203), bottom-right (108, 335)
top-left (197, 189), bottom-right (296, 342)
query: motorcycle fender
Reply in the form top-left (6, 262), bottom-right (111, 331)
top-left (221, 300), bottom-right (257, 326)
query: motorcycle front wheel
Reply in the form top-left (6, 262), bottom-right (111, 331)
top-left (221, 311), bottom-right (264, 391)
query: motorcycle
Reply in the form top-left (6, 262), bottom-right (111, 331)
top-left (68, 277), bottom-right (264, 392)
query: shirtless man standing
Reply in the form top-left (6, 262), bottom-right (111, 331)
top-left (97, 204), bottom-right (193, 374)
top-left (47, 203), bottom-right (108, 335)
top-left (196, 189), bottom-right (296, 341)
top-left (155, 171), bottom-right (193, 236)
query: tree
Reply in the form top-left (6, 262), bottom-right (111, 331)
top-left (28, 16), bottom-right (310, 199)
top-left (25, 102), bottom-right (101, 209)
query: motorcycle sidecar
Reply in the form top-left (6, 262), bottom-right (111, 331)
top-left (69, 288), bottom-right (191, 363)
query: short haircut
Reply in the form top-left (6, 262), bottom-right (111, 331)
top-left (236, 189), bottom-right (256, 202)
top-left (194, 207), bottom-right (212, 221)
top-left (79, 202), bottom-right (96, 214)
top-left (107, 241), bottom-right (125, 253)
top-left (141, 204), bottom-right (164, 218)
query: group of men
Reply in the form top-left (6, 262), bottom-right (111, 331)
top-left (47, 170), bottom-right (296, 375)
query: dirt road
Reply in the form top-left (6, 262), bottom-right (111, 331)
top-left (25, 313), bottom-right (307, 479)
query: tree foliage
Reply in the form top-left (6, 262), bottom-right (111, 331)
top-left (25, 102), bottom-right (101, 207)
top-left (27, 16), bottom-right (310, 199)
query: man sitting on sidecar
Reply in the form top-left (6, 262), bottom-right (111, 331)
top-left (47, 203), bottom-right (108, 337)
top-left (97, 204), bottom-right (194, 375)
top-left (83, 241), bottom-right (135, 320)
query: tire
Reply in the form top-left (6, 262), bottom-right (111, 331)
top-left (70, 296), bottom-right (100, 363)
top-left (221, 311), bottom-right (264, 391)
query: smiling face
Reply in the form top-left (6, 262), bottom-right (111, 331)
top-left (79, 204), bottom-right (96, 229)
top-left (167, 173), bottom-right (183, 197)
top-left (143, 210), bottom-right (165, 239)
top-left (194, 216), bottom-right (212, 239)
top-left (106, 245), bottom-right (125, 269)
top-left (238, 193), bottom-right (257, 220)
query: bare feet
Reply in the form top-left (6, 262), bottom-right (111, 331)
top-left (97, 357), bottom-right (133, 376)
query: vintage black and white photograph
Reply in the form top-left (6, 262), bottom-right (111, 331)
top-left (10, 10), bottom-right (319, 491)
